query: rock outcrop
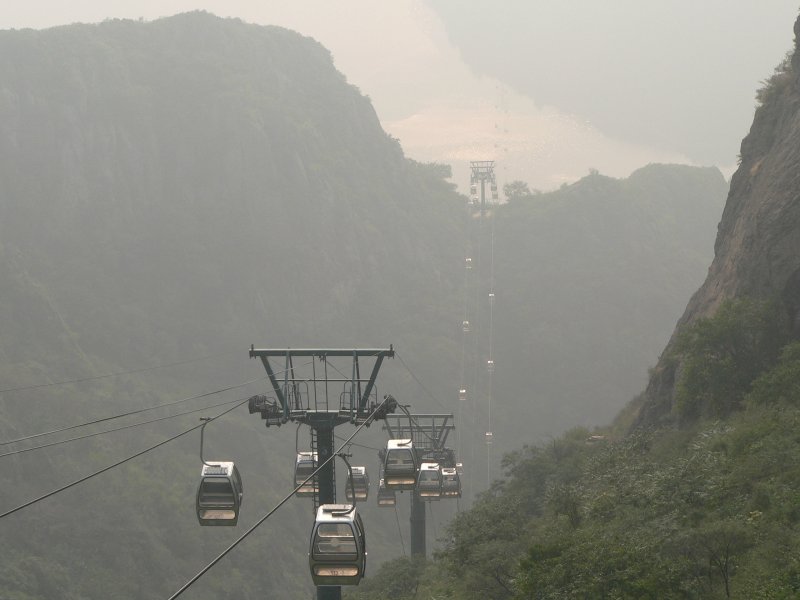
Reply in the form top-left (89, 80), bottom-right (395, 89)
top-left (633, 13), bottom-right (800, 427)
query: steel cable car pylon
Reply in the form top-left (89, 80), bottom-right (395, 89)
top-left (382, 411), bottom-right (457, 558)
top-left (248, 347), bottom-right (395, 600)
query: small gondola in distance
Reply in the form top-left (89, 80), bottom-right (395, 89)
top-left (376, 477), bottom-right (397, 507)
top-left (417, 462), bottom-right (442, 500)
top-left (295, 451), bottom-right (318, 497)
top-left (345, 466), bottom-right (370, 501)
top-left (383, 439), bottom-right (418, 491)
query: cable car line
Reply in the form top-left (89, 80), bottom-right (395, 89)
top-left (315, 349), bottom-right (387, 384)
top-left (395, 352), bottom-right (449, 412)
top-left (464, 160), bottom-right (501, 501)
top-left (458, 196), bottom-right (477, 474)
top-left (394, 402), bottom-right (440, 445)
top-left (168, 393), bottom-right (394, 599)
top-left (483, 204), bottom-right (497, 489)
top-left (0, 349), bottom-right (241, 395)
top-left (334, 435), bottom-right (380, 452)
top-left (0, 398), bottom-right (248, 520)
top-left (0, 397), bottom-right (245, 459)
top-left (468, 200), bottom-right (484, 504)
top-left (0, 375), bottom-right (267, 447)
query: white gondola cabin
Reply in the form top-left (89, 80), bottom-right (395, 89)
top-left (376, 478), bottom-right (396, 507)
top-left (441, 467), bottom-right (461, 498)
top-left (295, 451), bottom-right (318, 497)
top-left (383, 439), bottom-right (418, 490)
top-left (345, 466), bottom-right (370, 501)
top-left (417, 462), bottom-right (442, 500)
top-left (309, 504), bottom-right (366, 587)
top-left (196, 462), bottom-right (243, 526)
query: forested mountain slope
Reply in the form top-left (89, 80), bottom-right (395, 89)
top-left (0, 12), bottom-right (726, 599)
top-left (0, 12), bottom-right (466, 599)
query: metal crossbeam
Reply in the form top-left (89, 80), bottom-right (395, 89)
top-left (383, 413), bottom-right (454, 452)
top-left (249, 347), bottom-right (394, 424)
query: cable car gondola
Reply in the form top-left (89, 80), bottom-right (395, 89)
top-left (417, 462), bottom-right (442, 500)
top-left (309, 504), bottom-right (366, 587)
top-left (376, 477), bottom-right (396, 507)
top-left (345, 466), bottom-right (370, 501)
top-left (383, 439), bottom-right (418, 490)
top-left (295, 451), bottom-right (318, 497)
top-left (196, 461), bottom-right (243, 526)
top-left (441, 467), bottom-right (461, 498)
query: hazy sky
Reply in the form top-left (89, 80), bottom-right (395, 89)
top-left (2, 1), bottom-right (798, 191)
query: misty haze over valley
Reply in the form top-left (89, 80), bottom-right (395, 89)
top-left (1, 3), bottom-right (800, 599)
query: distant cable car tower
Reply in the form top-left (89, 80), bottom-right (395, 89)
top-left (469, 160), bottom-right (499, 216)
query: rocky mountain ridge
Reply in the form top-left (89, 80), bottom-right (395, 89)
top-left (633, 14), bottom-right (800, 428)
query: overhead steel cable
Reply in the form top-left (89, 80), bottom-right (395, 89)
top-left (167, 394), bottom-right (393, 600)
top-left (334, 435), bottom-right (381, 452)
top-left (0, 349), bottom-right (241, 395)
top-left (0, 398), bottom-right (248, 520)
top-left (392, 401), bottom-right (441, 446)
top-left (486, 208), bottom-right (497, 487)
top-left (0, 375), bottom-right (267, 447)
top-left (398, 351), bottom-right (490, 425)
top-left (395, 351), bottom-right (449, 412)
top-left (0, 396), bottom-right (246, 459)
top-left (459, 243), bottom-right (471, 462)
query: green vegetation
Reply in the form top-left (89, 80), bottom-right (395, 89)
top-left (748, 342), bottom-right (800, 406)
top-left (502, 180), bottom-right (536, 201)
top-left (673, 298), bottom-right (790, 420)
top-left (755, 51), bottom-right (794, 106)
top-left (350, 299), bottom-right (800, 598)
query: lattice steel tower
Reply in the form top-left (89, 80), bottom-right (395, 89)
top-left (469, 160), bottom-right (499, 216)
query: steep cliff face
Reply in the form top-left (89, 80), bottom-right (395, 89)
top-left (633, 15), bottom-right (800, 427)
